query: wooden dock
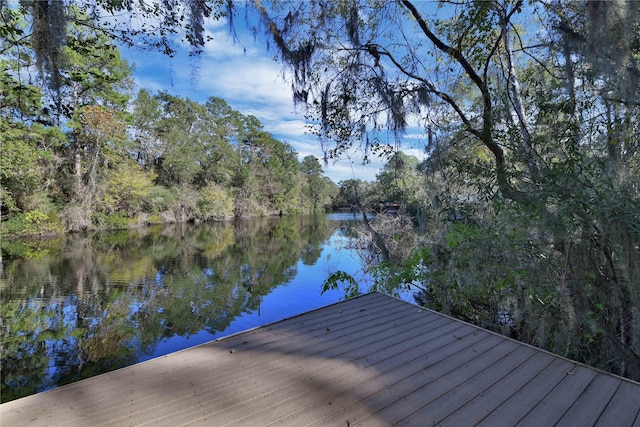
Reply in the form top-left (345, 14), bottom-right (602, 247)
top-left (2, 292), bottom-right (639, 426)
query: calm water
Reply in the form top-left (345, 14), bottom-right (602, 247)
top-left (1, 213), bottom-right (396, 403)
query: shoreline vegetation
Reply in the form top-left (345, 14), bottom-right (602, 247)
top-left (1, 88), bottom-right (342, 239)
top-left (1, 207), bottom-right (304, 240)
top-left (0, 207), bottom-right (356, 240)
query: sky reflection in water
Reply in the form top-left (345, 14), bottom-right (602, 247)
top-left (1, 213), bottom-right (409, 403)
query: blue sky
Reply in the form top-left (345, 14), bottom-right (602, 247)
top-left (120, 17), bottom-right (427, 183)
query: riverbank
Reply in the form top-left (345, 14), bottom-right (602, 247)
top-left (0, 207), bottom-right (340, 240)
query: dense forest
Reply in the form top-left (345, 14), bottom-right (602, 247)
top-left (1, 4), bottom-right (340, 235)
top-left (2, 0), bottom-right (640, 382)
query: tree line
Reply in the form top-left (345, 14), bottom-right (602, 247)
top-left (1, 5), bottom-right (338, 236)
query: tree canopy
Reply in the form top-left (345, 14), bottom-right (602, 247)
top-left (1, 1), bottom-right (337, 234)
top-left (246, 0), bottom-right (640, 380)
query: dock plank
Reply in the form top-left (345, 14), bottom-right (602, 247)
top-left (395, 343), bottom-right (536, 426)
top-left (475, 358), bottom-right (577, 426)
top-left (353, 333), bottom-right (509, 425)
top-left (595, 381), bottom-right (640, 427)
top-left (2, 292), bottom-right (639, 427)
top-left (436, 350), bottom-right (556, 427)
top-left (266, 327), bottom-right (488, 426)
top-left (516, 365), bottom-right (598, 427)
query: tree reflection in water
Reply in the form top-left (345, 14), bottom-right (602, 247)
top-left (0, 214), bottom-right (369, 403)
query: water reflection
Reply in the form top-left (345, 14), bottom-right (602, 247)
top-left (0, 214), bottom-right (369, 403)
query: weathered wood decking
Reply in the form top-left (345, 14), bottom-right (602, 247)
top-left (2, 292), bottom-right (639, 426)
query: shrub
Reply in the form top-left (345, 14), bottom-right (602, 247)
top-left (144, 186), bottom-right (175, 213)
top-left (197, 183), bottom-right (234, 220)
top-left (92, 212), bottom-right (130, 230)
top-left (0, 209), bottom-right (65, 236)
top-left (60, 204), bottom-right (92, 232)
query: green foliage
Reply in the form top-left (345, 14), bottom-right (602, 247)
top-left (129, 91), bottom-right (322, 219)
top-left (92, 212), bottom-right (131, 230)
top-left (300, 155), bottom-right (335, 212)
top-left (197, 183), bottom-right (235, 220)
top-left (0, 120), bottom-right (60, 213)
top-left (375, 152), bottom-right (421, 207)
top-left (59, 203), bottom-right (92, 232)
top-left (444, 223), bottom-right (480, 250)
top-left (334, 179), bottom-right (379, 211)
top-left (370, 247), bottom-right (431, 299)
top-left (0, 209), bottom-right (65, 236)
top-left (144, 186), bottom-right (175, 214)
top-left (0, 65), bottom-right (42, 119)
top-left (322, 270), bottom-right (361, 299)
top-left (2, 34), bottom-right (334, 235)
top-left (101, 162), bottom-right (156, 217)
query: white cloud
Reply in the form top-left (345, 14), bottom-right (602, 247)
top-left (267, 119), bottom-right (310, 139)
top-left (323, 161), bottom-right (381, 183)
top-left (401, 147), bottom-right (428, 161)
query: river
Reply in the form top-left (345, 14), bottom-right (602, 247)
top-left (1, 213), bottom-right (410, 403)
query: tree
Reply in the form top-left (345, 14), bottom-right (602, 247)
top-left (334, 179), bottom-right (377, 212)
top-left (130, 89), bottom-right (163, 172)
top-left (1, 3), bottom-right (138, 230)
top-left (54, 9), bottom-right (134, 123)
top-left (249, 135), bottom-right (300, 214)
top-left (300, 155), bottom-right (334, 212)
top-left (200, 97), bottom-right (243, 188)
top-left (152, 92), bottom-right (208, 187)
top-left (247, 0), bottom-right (640, 380)
top-left (250, 1), bottom-right (530, 197)
top-left (233, 115), bottom-right (276, 216)
top-left (131, 92), bottom-right (239, 189)
top-left (375, 151), bottom-right (420, 210)
top-left (6, 1), bottom-right (230, 91)
top-left (197, 182), bottom-right (234, 221)
top-left (4, 1), bottom-right (345, 234)
top-left (100, 159), bottom-right (156, 219)
top-left (63, 104), bottom-right (129, 230)
top-left (129, 90), bottom-right (309, 219)
top-left (0, 12), bottom-right (64, 218)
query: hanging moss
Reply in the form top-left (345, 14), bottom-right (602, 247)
top-left (29, 0), bottom-right (67, 90)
